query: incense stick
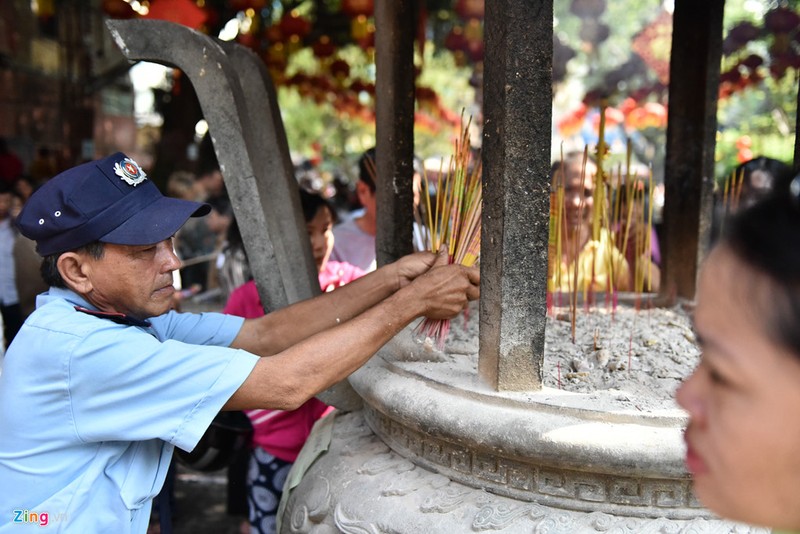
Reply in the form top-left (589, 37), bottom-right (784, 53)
top-left (414, 115), bottom-right (482, 348)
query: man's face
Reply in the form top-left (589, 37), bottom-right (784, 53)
top-left (79, 238), bottom-right (181, 320)
top-left (561, 162), bottom-right (595, 230)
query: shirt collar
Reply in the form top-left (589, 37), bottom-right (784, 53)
top-left (37, 287), bottom-right (152, 328)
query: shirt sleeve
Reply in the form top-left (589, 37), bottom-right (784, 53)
top-left (68, 320), bottom-right (259, 452)
top-left (149, 309), bottom-right (245, 347)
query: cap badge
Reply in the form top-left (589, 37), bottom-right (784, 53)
top-left (114, 158), bottom-right (148, 187)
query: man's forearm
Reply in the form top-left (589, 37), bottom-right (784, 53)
top-left (232, 264), bottom-right (400, 356)
top-left (223, 284), bottom-right (424, 411)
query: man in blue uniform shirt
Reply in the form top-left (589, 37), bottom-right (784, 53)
top-left (0, 153), bottom-right (480, 533)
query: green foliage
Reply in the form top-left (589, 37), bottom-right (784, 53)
top-left (276, 40), bottom-right (474, 180)
top-left (715, 0), bottom-right (799, 176)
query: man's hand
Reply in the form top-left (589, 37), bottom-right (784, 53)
top-left (389, 250), bottom-right (439, 289)
top-left (406, 249), bottom-right (480, 320)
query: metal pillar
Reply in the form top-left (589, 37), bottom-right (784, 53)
top-left (478, 0), bottom-right (553, 391)
top-left (661, 0), bottom-right (724, 301)
top-left (374, 0), bottom-right (417, 267)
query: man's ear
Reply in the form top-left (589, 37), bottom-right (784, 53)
top-left (57, 252), bottom-right (93, 294)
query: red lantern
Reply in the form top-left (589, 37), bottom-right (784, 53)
top-left (357, 31), bottom-right (375, 51)
top-left (341, 0), bottom-right (374, 18)
top-left (265, 24), bottom-right (283, 44)
top-left (102, 0), bottom-right (135, 18)
top-left (279, 11), bottom-right (311, 39)
top-left (330, 59), bottom-right (351, 79)
top-left (349, 80), bottom-right (375, 96)
top-left (764, 7), bottom-right (800, 34)
top-left (467, 40), bottom-right (484, 62)
top-left (444, 27), bottom-right (468, 52)
top-left (312, 36), bottom-right (336, 59)
top-left (455, 0), bottom-right (484, 20)
top-left (416, 86), bottom-right (439, 104)
top-left (144, 0), bottom-right (208, 29)
top-left (237, 32), bottom-right (258, 49)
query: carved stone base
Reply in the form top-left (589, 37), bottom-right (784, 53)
top-left (281, 326), bottom-right (764, 534)
top-left (281, 411), bottom-right (765, 533)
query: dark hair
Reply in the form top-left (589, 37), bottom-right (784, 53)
top-left (357, 148), bottom-right (422, 192)
top-left (358, 148), bottom-right (377, 192)
top-left (299, 189), bottom-right (336, 224)
top-left (735, 156), bottom-right (791, 201)
top-left (723, 168), bottom-right (800, 355)
top-left (40, 242), bottom-right (105, 288)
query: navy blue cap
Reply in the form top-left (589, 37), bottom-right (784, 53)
top-left (16, 152), bottom-right (210, 256)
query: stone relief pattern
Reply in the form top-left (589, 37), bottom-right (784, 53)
top-left (364, 406), bottom-right (704, 513)
top-left (286, 412), bottom-right (767, 534)
top-left (334, 411), bottom-right (389, 458)
top-left (287, 476), bottom-right (332, 533)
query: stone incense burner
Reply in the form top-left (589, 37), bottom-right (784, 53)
top-left (281, 302), bottom-right (765, 533)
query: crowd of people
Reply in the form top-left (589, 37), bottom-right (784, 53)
top-left (0, 138), bottom-right (799, 534)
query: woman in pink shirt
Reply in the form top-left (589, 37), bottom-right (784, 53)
top-left (224, 189), bottom-right (364, 534)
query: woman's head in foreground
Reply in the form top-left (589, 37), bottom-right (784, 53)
top-left (677, 168), bottom-right (800, 529)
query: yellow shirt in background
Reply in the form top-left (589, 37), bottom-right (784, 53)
top-left (549, 228), bottom-right (631, 294)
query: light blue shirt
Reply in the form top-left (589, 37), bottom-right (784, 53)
top-left (0, 287), bottom-right (258, 533)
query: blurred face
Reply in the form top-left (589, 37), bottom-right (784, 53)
top-left (560, 161), bottom-right (595, 230)
top-left (356, 180), bottom-right (376, 218)
top-left (206, 209), bottom-right (230, 234)
top-left (676, 245), bottom-right (800, 529)
top-left (201, 170), bottom-right (225, 196)
top-left (0, 192), bottom-right (11, 219)
top-left (81, 239), bottom-right (181, 320)
top-left (307, 205), bottom-right (334, 272)
top-left (14, 179), bottom-right (33, 200)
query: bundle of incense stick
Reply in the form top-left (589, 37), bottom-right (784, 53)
top-left (414, 117), bottom-right (482, 348)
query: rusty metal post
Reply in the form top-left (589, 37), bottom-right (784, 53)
top-left (374, 0), bottom-right (417, 267)
top-left (660, 0), bottom-right (724, 301)
top-left (479, 0), bottom-right (553, 391)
